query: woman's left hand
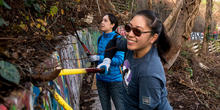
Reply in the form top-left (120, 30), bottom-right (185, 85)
top-left (89, 55), bottom-right (100, 62)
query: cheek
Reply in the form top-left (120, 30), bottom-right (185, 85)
top-left (135, 38), bottom-right (149, 49)
top-left (136, 41), bottom-right (145, 49)
top-left (138, 38), bottom-right (148, 45)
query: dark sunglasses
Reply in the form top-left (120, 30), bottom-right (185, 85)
top-left (124, 24), bottom-right (152, 37)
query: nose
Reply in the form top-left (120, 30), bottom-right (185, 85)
top-left (100, 20), bottom-right (104, 24)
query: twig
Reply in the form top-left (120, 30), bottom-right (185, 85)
top-left (171, 0), bottom-right (177, 8)
top-left (0, 38), bottom-right (16, 40)
top-left (47, 15), bottom-right (61, 30)
top-left (130, 0), bottom-right (135, 13)
top-left (178, 78), bottom-right (208, 95)
top-left (28, 9), bottom-right (35, 23)
top-left (194, 91), bottom-right (205, 108)
top-left (96, 0), bottom-right (102, 16)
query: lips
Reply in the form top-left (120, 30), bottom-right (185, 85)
top-left (100, 24), bottom-right (104, 28)
top-left (127, 39), bottom-right (137, 45)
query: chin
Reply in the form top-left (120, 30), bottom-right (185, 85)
top-left (99, 28), bottom-right (104, 31)
top-left (127, 45), bottom-right (136, 51)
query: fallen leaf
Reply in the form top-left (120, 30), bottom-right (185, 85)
top-left (36, 23), bottom-right (41, 29)
top-left (30, 22), bottom-right (35, 27)
top-left (61, 9), bottom-right (64, 15)
top-left (37, 19), bottom-right (47, 26)
top-left (45, 34), bottom-right (53, 40)
top-left (19, 22), bottom-right (28, 31)
top-left (41, 26), bottom-right (46, 32)
top-left (58, 32), bottom-right (62, 35)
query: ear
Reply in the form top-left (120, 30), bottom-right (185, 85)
top-left (111, 23), bottom-right (115, 29)
top-left (150, 34), bottom-right (158, 44)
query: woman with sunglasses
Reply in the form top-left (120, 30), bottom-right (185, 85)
top-left (97, 10), bottom-right (173, 110)
top-left (89, 13), bottom-right (125, 110)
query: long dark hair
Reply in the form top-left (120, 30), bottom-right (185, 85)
top-left (106, 13), bottom-right (118, 31)
top-left (135, 10), bottom-right (171, 63)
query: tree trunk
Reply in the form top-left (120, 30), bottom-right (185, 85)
top-left (148, 0), bottom-right (153, 10)
top-left (201, 0), bottom-right (213, 55)
top-left (163, 0), bottom-right (201, 70)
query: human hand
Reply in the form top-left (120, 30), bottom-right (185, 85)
top-left (89, 55), bottom-right (100, 62)
top-left (97, 58), bottom-right (111, 75)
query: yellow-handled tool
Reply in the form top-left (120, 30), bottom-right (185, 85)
top-left (30, 68), bottom-right (105, 82)
top-left (59, 68), bottom-right (104, 76)
top-left (49, 89), bottom-right (73, 110)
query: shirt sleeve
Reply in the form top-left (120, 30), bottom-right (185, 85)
top-left (104, 37), bottom-right (127, 59)
top-left (110, 51), bottom-right (124, 66)
top-left (98, 54), bottom-right (104, 62)
top-left (139, 76), bottom-right (163, 110)
top-left (99, 50), bottom-right (124, 65)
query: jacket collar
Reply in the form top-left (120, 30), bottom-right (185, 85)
top-left (102, 31), bottom-right (116, 37)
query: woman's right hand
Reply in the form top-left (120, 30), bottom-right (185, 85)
top-left (97, 58), bottom-right (111, 75)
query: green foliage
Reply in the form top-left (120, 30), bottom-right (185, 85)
top-left (0, 0), bottom-right (11, 9)
top-left (127, 0), bottom-right (134, 11)
top-left (33, 3), bottom-right (40, 13)
top-left (208, 80), bottom-right (215, 87)
top-left (0, 17), bottom-right (8, 26)
top-left (42, 0), bottom-right (46, 3)
top-left (0, 61), bottom-right (20, 84)
top-left (168, 70), bottom-right (173, 74)
top-left (50, 5), bottom-right (58, 16)
top-left (215, 93), bottom-right (220, 99)
top-left (180, 50), bottom-right (190, 58)
top-left (24, 0), bottom-right (41, 13)
top-left (10, 105), bottom-right (17, 110)
top-left (24, 0), bottom-right (35, 7)
top-left (185, 67), bottom-right (193, 77)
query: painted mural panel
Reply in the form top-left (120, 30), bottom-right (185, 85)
top-left (1, 28), bottom-right (100, 110)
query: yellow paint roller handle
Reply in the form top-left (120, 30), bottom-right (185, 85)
top-left (54, 91), bottom-right (73, 110)
top-left (59, 69), bottom-right (87, 76)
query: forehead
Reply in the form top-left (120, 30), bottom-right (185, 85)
top-left (130, 15), bottom-right (148, 28)
top-left (103, 15), bottom-right (110, 20)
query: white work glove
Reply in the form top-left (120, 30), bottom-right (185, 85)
top-left (97, 58), bottom-right (111, 75)
top-left (89, 55), bottom-right (100, 62)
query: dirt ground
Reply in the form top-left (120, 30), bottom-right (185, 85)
top-left (167, 49), bottom-right (220, 110)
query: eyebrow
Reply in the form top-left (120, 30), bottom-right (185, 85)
top-left (129, 23), bottom-right (144, 30)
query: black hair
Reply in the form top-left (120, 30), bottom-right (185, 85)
top-left (135, 10), bottom-right (171, 63)
top-left (106, 13), bottom-right (118, 31)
